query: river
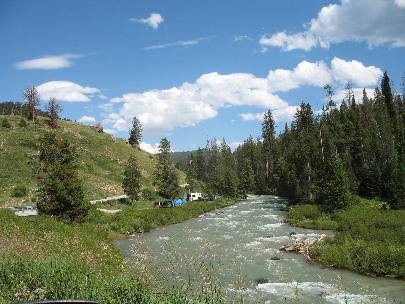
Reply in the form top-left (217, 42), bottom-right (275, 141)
top-left (114, 195), bottom-right (405, 303)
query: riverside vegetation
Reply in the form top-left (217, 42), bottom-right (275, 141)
top-left (0, 206), bottom-right (231, 304)
top-left (287, 198), bottom-right (405, 279)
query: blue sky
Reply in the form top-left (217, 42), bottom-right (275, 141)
top-left (1, 0), bottom-right (405, 152)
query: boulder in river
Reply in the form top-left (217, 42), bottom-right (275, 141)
top-left (255, 278), bottom-right (269, 284)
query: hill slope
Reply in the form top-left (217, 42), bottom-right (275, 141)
top-left (0, 115), bottom-right (183, 207)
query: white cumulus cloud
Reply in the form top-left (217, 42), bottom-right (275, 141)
top-left (260, 32), bottom-right (318, 51)
top-left (37, 81), bottom-right (100, 102)
top-left (240, 106), bottom-right (299, 123)
top-left (78, 115), bottom-right (96, 124)
top-left (15, 54), bottom-right (80, 70)
top-left (260, 0), bottom-right (405, 51)
top-left (140, 142), bottom-right (161, 154)
top-left (268, 60), bottom-right (332, 92)
top-left (334, 88), bottom-right (376, 105)
top-left (331, 57), bottom-right (383, 87)
top-left (104, 72), bottom-right (289, 135)
top-left (130, 13), bottom-right (164, 29)
top-left (103, 58), bottom-right (382, 135)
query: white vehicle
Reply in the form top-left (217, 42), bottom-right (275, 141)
top-left (187, 192), bottom-right (203, 201)
top-left (13, 206), bottom-right (38, 217)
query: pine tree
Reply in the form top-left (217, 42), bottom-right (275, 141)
top-left (185, 153), bottom-right (198, 192)
top-left (23, 86), bottom-right (40, 122)
top-left (194, 147), bottom-right (206, 181)
top-left (381, 72), bottom-right (395, 122)
top-left (206, 139), bottom-right (222, 194)
top-left (153, 138), bottom-right (180, 199)
top-left (47, 97), bottom-right (62, 129)
top-left (238, 159), bottom-right (255, 197)
top-left (219, 140), bottom-right (238, 197)
top-left (316, 153), bottom-right (351, 213)
top-left (36, 133), bottom-right (89, 221)
top-left (128, 116), bottom-right (142, 149)
top-left (291, 102), bottom-right (317, 202)
top-left (262, 110), bottom-right (276, 192)
top-left (123, 155), bottom-right (142, 201)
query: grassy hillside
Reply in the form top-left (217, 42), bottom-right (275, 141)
top-left (0, 115), bottom-right (184, 207)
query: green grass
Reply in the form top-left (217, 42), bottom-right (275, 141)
top-left (0, 197), bottom-right (235, 303)
top-left (0, 209), bottom-right (143, 303)
top-left (0, 208), bottom-right (225, 303)
top-left (88, 199), bottom-right (235, 234)
top-left (0, 115), bottom-right (185, 207)
top-left (287, 197), bottom-right (405, 279)
top-left (286, 204), bottom-right (338, 230)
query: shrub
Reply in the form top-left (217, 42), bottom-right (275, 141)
top-left (1, 117), bottom-right (11, 128)
top-left (142, 188), bottom-right (159, 201)
top-left (287, 204), bottom-right (321, 222)
top-left (12, 184), bottom-right (28, 197)
top-left (18, 117), bottom-right (28, 127)
top-left (287, 204), bottom-right (337, 230)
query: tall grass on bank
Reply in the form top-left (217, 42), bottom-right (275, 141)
top-left (311, 206), bottom-right (405, 279)
top-left (0, 210), bottom-right (184, 303)
top-left (87, 199), bottom-right (234, 234)
top-left (287, 198), bottom-right (405, 279)
top-left (286, 204), bottom-right (338, 230)
top-left (0, 198), bottom-right (236, 303)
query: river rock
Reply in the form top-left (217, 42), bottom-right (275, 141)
top-left (255, 278), bottom-right (269, 284)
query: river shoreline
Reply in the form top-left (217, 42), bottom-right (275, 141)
top-left (92, 198), bottom-right (238, 239)
top-left (286, 201), bottom-right (405, 281)
top-left (115, 195), bottom-right (405, 303)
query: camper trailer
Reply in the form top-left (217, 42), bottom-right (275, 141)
top-left (187, 192), bottom-right (203, 201)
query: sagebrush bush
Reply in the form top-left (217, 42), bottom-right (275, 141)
top-left (142, 188), bottom-right (159, 201)
top-left (12, 184), bottom-right (28, 197)
top-left (18, 117), bottom-right (28, 128)
top-left (1, 118), bottom-right (11, 128)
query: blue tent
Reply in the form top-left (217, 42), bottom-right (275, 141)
top-left (172, 198), bottom-right (187, 206)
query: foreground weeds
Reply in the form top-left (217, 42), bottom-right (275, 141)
top-left (0, 209), bottom-right (196, 303)
top-left (0, 199), bottom-right (236, 303)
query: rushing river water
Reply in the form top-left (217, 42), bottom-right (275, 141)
top-left (114, 196), bottom-right (405, 303)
